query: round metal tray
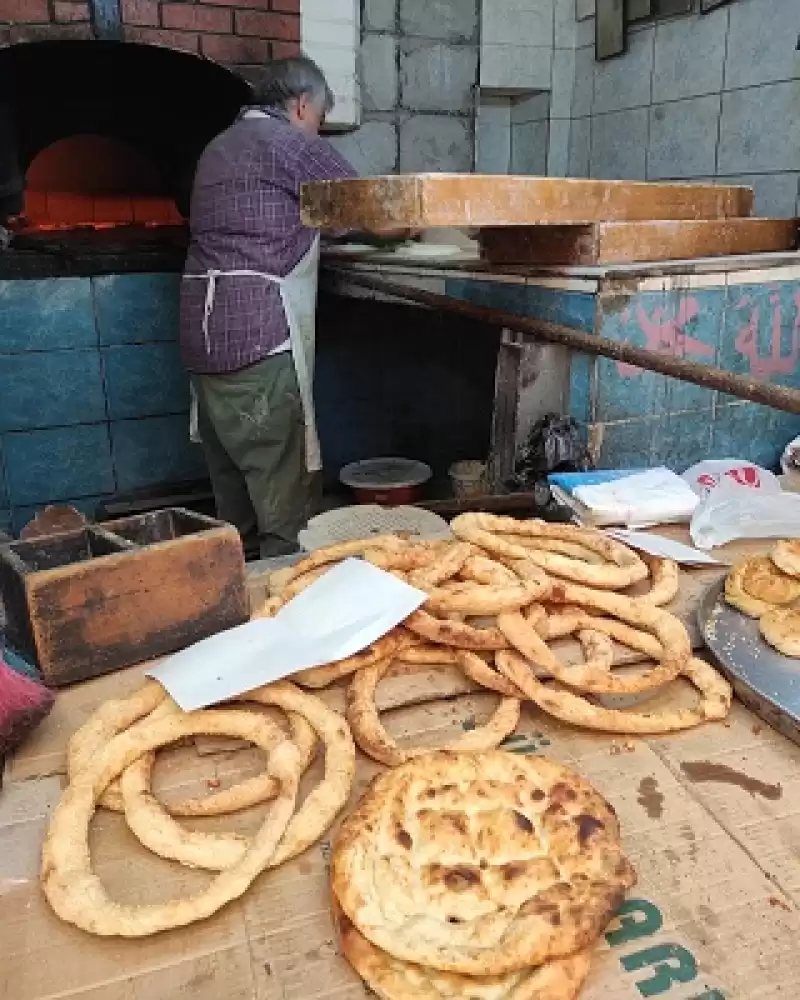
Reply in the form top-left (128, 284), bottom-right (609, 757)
top-left (697, 579), bottom-right (800, 745)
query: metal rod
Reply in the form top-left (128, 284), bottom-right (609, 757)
top-left (326, 267), bottom-right (800, 415)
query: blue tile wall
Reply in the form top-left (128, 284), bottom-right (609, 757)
top-left (0, 273), bottom-right (206, 535)
top-left (93, 273), bottom-right (181, 345)
top-left (719, 281), bottom-right (800, 389)
top-left (0, 278), bottom-right (96, 353)
top-left (0, 436), bottom-right (9, 513)
top-left (445, 277), bottom-right (529, 315)
top-left (4, 424), bottom-right (115, 505)
top-left (594, 288), bottom-right (725, 423)
top-left (0, 350), bottom-right (107, 432)
top-left (110, 415), bottom-right (206, 492)
top-left (103, 343), bottom-right (190, 420)
top-left (652, 409), bottom-right (715, 471)
top-left (525, 286), bottom-right (596, 334)
top-left (593, 418), bottom-right (655, 469)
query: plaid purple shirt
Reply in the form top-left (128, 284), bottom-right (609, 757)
top-left (180, 110), bottom-right (356, 374)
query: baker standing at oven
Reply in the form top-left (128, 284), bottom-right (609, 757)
top-left (180, 56), bottom-right (356, 559)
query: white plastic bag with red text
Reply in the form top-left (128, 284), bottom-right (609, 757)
top-left (685, 459), bottom-right (800, 549)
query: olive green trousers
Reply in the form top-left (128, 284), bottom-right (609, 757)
top-left (191, 352), bottom-right (312, 556)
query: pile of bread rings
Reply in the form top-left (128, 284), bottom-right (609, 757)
top-left (260, 513), bottom-right (732, 759)
top-left (40, 513), bottom-right (732, 948)
top-left (43, 680), bottom-right (355, 936)
top-left (724, 538), bottom-right (800, 656)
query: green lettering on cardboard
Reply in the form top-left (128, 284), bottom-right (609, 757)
top-left (690, 992), bottom-right (726, 999)
top-left (622, 943), bottom-right (698, 997)
top-left (605, 899), bottom-right (663, 947)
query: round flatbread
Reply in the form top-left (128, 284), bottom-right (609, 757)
top-left (332, 751), bottom-right (636, 976)
top-left (770, 540), bottom-right (800, 580)
top-left (759, 607), bottom-right (800, 657)
top-left (332, 893), bottom-right (593, 1000)
top-left (725, 557), bottom-right (800, 617)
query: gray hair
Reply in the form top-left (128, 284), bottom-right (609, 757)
top-left (253, 55), bottom-right (335, 114)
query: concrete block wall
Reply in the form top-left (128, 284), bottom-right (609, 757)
top-left (560, 0), bottom-right (800, 215)
top-left (330, 0), bottom-right (479, 174)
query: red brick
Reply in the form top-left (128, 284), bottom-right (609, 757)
top-left (53, 1), bottom-right (90, 21)
top-left (124, 26), bottom-right (200, 51)
top-left (200, 32), bottom-right (268, 63)
top-left (234, 9), bottom-right (298, 39)
top-left (162, 3), bottom-right (230, 32)
top-left (0, 0), bottom-right (48, 23)
top-left (10, 21), bottom-right (92, 39)
top-left (202, 0), bottom-right (268, 8)
top-left (120, 0), bottom-right (159, 26)
top-left (270, 39), bottom-right (300, 59)
top-left (270, 0), bottom-right (299, 11)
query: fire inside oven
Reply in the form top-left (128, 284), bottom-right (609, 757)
top-left (0, 40), bottom-right (250, 259)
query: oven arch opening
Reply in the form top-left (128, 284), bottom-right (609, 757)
top-left (0, 39), bottom-right (252, 233)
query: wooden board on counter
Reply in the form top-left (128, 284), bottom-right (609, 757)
top-left (301, 174), bottom-right (754, 230)
top-left (479, 218), bottom-right (799, 265)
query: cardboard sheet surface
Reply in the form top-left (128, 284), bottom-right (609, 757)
top-left (4, 532), bottom-right (800, 1000)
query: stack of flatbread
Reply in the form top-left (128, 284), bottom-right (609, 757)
top-left (724, 539), bottom-right (800, 656)
top-left (330, 750), bottom-right (636, 1000)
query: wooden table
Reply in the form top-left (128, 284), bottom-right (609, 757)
top-left (3, 534), bottom-right (800, 1000)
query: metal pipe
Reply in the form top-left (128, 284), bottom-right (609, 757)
top-left (326, 266), bottom-right (800, 416)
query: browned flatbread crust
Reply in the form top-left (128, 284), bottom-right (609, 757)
top-left (332, 892), bottom-right (593, 1000)
top-left (725, 557), bottom-right (800, 617)
top-left (118, 681), bottom-right (355, 871)
top-left (759, 607), bottom-right (800, 657)
top-left (450, 513), bottom-right (648, 590)
top-left (42, 710), bottom-right (302, 937)
top-left (332, 751), bottom-right (636, 976)
top-left (770, 540), bottom-right (800, 581)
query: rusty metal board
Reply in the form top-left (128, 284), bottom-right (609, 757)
top-left (698, 579), bottom-right (800, 746)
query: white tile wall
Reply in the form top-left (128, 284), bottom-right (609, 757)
top-left (481, 43), bottom-right (553, 91)
top-left (301, 0), bottom-right (360, 129)
top-left (476, 98), bottom-right (513, 173)
top-left (481, 0), bottom-right (554, 48)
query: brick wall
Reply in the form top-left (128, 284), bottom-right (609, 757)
top-left (0, 0), bottom-right (301, 78)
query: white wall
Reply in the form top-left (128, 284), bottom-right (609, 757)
top-left (301, 0), bottom-right (360, 129)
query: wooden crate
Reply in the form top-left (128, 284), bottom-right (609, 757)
top-left (479, 218), bottom-right (799, 265)
top-left (300, 174), bottom-right (754, 230)
top-left (0, 509), bottom-right (246, 686)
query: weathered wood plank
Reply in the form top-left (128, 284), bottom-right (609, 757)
top-left (0, 511), bottom-right (247, 686)
top-left (479, 218), bottom-right (798, 265)
top-left (301, 175), bottom-right (754, 230)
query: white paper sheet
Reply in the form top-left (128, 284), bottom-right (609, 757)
top-left (605, 528), bottom-right (722, 565)
top-left (148, 558), bottom-right (427, 711)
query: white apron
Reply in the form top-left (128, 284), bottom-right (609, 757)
top-left (186, 233), bottom-right (322, 472)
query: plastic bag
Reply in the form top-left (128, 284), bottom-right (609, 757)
top-left (781, 436), bottom-right (800, 476)
top-left (508, 414), bottom-right (592, 520)
top-left (510, 414), bottom-right (591, 486)
top-left (682, 459), bottom-right (780, 498)
top-left (690, 474), bottom-right (800, 549)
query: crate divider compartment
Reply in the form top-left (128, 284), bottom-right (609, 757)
top-left (101, 507), bottom-right (222, 547)
top-left (0, 508), bottom-right (247, 686)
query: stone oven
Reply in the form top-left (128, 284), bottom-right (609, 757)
top-left (0, 10), bottom-right (300, 534)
